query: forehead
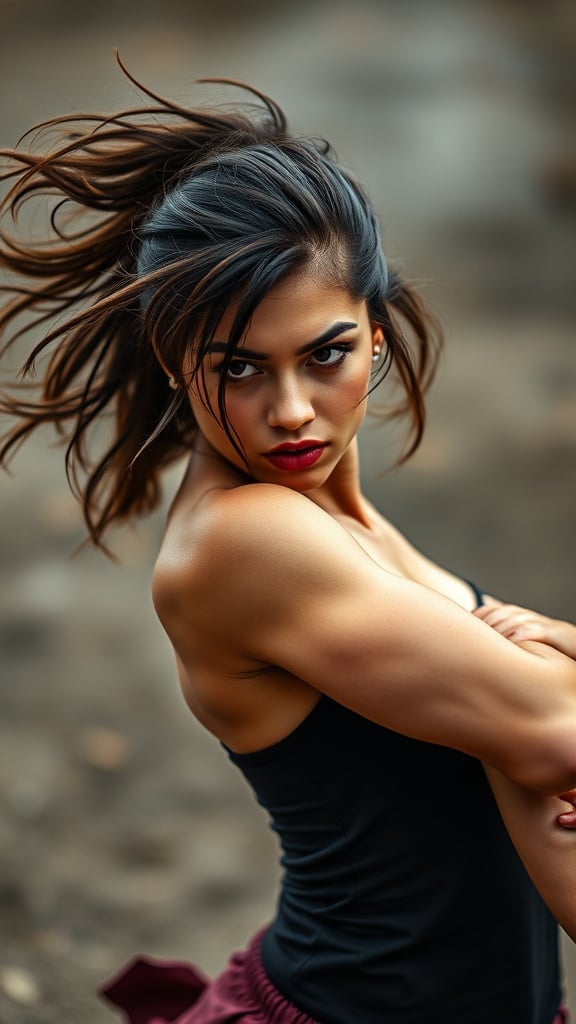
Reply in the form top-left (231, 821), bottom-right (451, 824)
top-left (216, 274), bottom-right (368, 347)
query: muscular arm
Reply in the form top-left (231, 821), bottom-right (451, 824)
top-left (159, 484), bottom-right (576, 794)
top-left (471, 605), bottom-right (576, 938)
top-left (485, 766), bottom-right (576, 940)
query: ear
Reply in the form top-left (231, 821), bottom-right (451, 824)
top-left (371, 326), bottom-right (384, 347)
top-left (154, 353), bottom-right (171, 377)
top-left (154, 352), bottom-right (181, 388)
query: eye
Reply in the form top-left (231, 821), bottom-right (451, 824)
top-left (219, 360), bottom-right (260, 381)
top-left (309, 343), bottom-right (352, 368)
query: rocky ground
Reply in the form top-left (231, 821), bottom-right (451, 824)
top-left (0, 1), bottom-right (575, 1020)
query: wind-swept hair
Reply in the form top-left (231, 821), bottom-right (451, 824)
top-left (0, 55), bottom-right (442, 549)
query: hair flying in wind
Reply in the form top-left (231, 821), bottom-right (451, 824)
top-left (0, 54), bottom-right (442, 550)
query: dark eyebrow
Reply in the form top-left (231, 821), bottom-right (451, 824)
top-left (208, 321), bottom-right (358, 360)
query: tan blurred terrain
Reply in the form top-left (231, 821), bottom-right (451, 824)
top-left (0, 1), bottom-right (575, 1020)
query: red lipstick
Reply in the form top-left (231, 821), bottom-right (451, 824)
top-left (264, 440), bottom-right (327, 472)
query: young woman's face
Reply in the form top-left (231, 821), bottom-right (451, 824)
top-left (186, 273), bottom-right (383, 490)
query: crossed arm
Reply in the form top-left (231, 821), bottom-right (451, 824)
top-left (474, 602), bottom-right (576, 939)
top-left (159, 483), bottom-right (576, 937)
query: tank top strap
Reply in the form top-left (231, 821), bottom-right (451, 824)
top-left (463, 578), bottom-right (484, 609)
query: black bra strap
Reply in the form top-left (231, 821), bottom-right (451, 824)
top-left (463, 578), bottom-right (484, 609)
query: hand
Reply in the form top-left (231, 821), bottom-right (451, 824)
top-left (557, 790), bottom-right (576, 829)
top-left (473, 603), bottom-right (576, 660)
top-left (476, 602), bottom-right (576, 830)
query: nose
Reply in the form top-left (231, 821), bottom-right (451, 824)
top-left (266, 375), bottom-right (315, 431)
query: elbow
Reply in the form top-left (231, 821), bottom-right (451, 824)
top-left (530, 767), bottom-right (576, 798)
top-left (506, 721), bottom-right (576, 795)
top-left (487, 659), bottom-right (576, 793)
top-left (510, 763), bottom-right (576, 797)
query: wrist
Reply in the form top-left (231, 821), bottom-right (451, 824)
top-left (551, 621), bottom-right (576, 661)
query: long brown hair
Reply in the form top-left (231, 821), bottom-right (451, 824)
top-left (0, 56), bottom-right (442, 550)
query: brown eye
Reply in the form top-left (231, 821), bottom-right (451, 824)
top-left (228, 361), bottom-right (249, 377)
top-left (310, 344), bottom-right (351, 367)
top-left (218, 360), bottom-right (260, 381)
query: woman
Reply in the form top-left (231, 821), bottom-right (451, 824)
top-left (1, 60), bottom-right (576, 1024)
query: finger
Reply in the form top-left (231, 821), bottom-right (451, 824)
top-left (478, 614), bottom-right (531, 639)
top-left (473, 605), bottom-right (502, 620)
top-left (556, 809), bottom-right (576, 829)
top-left (494, 612), bottom-right (534, 631)
top-left (473, 606), bottom-right (525, 628)
top-left (507, 624), bottom-right (548, 644)
top-left (475, 603), bottom-right (526, 616)
top-left (556, 789), bottom-right (576, 828)
top-left (472, 605), bottom-right (501, 620)
top-left (474, 607), bottom-right (547, 642)
top-left (473, 608), bottom-right (514, 630)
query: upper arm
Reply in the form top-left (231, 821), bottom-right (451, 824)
top-left (164, 485), bottom-right (576, 793)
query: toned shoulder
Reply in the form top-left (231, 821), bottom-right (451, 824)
top-left (181, 482), bottom-right (335, 564)
top-left (152, 483), bottom-right (347, 623)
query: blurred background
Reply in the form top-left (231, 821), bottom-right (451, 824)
top-left (0, 0), bottom-right (575, 1019)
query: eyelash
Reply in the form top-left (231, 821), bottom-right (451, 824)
top-left (215, 343), bottom-right (353, 382)
top-left (310, 342), bottom-right (353, 368)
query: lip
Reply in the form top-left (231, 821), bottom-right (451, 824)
top-left (264, 441), bottom-right (328, 472)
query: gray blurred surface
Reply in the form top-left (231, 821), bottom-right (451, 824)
top-left (0, 1), bottom-right (575, 1019)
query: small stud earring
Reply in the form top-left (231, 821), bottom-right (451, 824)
top-left (372, 347), bottom-right (381, 363)
top-left (168, 375), bottom-right (179, 390)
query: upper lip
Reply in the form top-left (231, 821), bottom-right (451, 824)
top-left (266, 440), bottom-right (326, 454)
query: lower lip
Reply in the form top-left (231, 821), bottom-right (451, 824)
top-left (264, 446), bottom-right (327, 472)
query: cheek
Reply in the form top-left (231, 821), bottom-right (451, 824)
top-left (187, 386), bottom-right (227, 445)
top-left (332, 363), bottom-right (372, 413)
top-left (189, 374), bottom-right (230, 425)
top-left (217, 392), bottom-right (255, 435)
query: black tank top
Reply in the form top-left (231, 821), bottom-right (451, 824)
top-left (224, 589), bottom-right (560, 1023)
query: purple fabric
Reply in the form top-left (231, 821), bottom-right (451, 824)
top-left (99, 929), bottom-right (320, 1023)
top-left (99, 931), bottom-right (569, 1024)
top-left (99, 955), bottom-right (209, 1023)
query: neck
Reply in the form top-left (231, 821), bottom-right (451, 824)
top-left (187, 433), bottom-right (372, 528)
top-left (305, 438), bottom-right (373, 527)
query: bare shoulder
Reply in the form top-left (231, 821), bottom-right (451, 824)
top-left (152, 482), bottom-right (355, 631)
top-left (155, 481), bottom-right (343, 572)
top-left (147, 481), bottom-right (576, 791)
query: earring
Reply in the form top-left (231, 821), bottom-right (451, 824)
top-left (168, 375), bottom-right (179, 390)
top-left (372, 347), bottom-right (381, 363)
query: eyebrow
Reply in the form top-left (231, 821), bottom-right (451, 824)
top-left (208, 320), bottom-right (358, 360)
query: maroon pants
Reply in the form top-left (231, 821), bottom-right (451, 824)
top-left (99, 929), bottom-right (319, 1023)
top-left (100, 930), bottom-right (569, 1024)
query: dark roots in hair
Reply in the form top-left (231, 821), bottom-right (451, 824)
top-left (0, 53), bottom-right (442, 550)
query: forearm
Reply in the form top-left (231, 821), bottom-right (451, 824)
top-left (484, 763), bottom-right (576, 941)
top-left (550, 621), bottom-right (576, 660)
